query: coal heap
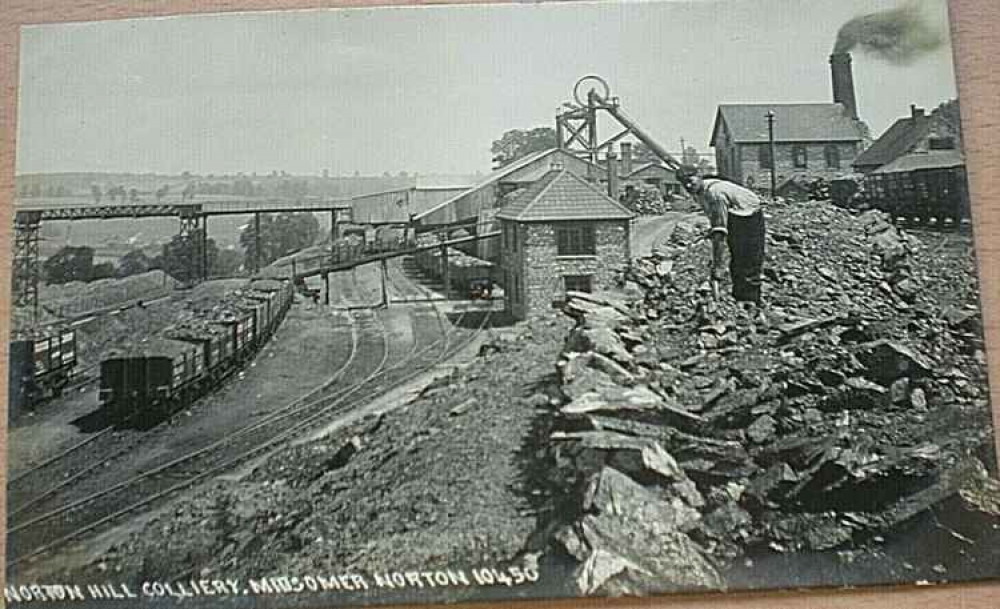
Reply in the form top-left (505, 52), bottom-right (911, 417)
top-left (546, 200), bottom-right (996, 595)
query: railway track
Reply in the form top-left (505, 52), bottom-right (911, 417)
top-left (6, 308), bottom-right (364, 521)
top-left (9, 265), bottom-right (494, 571)
top-left (9, 273), bottom-right (367, 493)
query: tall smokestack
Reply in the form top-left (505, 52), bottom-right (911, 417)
top-left (621, 142), bottom-right (633, 176)
top-left (830, 52), bottom-right (859, 120)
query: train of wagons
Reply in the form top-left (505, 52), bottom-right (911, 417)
top-left (831, 152), bottom-right (971, 226)
top-left (413, 236), bottom-right (497, 299)
top-left (7, 329), bottom-right (78, 419)
top-left (99, 277), bottom-right (293, 427)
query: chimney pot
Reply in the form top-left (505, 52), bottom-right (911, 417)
top-left (621, 142), bottom-right (633, 176)
top-left (911, 104), bottom-right (925, 119)
top-left (606, 150), bottom-right (619, 199)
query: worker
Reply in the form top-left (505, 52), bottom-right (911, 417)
top-left (676, 165), bottom-right (766, 310)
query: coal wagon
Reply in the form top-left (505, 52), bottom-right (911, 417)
top-left (99, 278), bottom-right (293, 427)
top-left (7, 329), bottom-right (77, 418)
top-left (863, 151), bottom-right (970, 226)
top-left (413, 241), bottom-right (496, 298)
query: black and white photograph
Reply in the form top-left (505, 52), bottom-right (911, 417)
top-left (6, 0), bottom-right (1000, 607)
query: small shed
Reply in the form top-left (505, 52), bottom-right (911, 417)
top-left (496, 168), bottom-right (634, 320)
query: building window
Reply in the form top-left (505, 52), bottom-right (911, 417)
top-left (556, 224), bottom-right (596, 256)
top-left (824, 144), bottom-right (841, 169)
top-left (928, 136), bottom-right (956, 150)
top-left (564, 275), bottom-right (593, 294)
top-left (757, 145), bottom-right (772, 170)
top-left (792, 145), bottom-right (808, 168)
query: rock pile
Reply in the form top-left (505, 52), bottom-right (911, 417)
top-left (547, 291), bottom-right (724, 595)
top-left (620, 184), bottom-right (673, 215)
top-left (546, 200), bottom-right (997, 593)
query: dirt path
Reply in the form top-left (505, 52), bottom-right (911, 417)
top-left (632, 212), bottom-right (699, 258)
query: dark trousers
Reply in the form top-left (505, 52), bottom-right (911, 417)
top-left (726, 210), bottom-right (765, 304)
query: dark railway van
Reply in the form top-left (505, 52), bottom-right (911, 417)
top-left (98, 278), bottom-right (293, 428)
top-left (8, 330), bottom-right (77, 419)
top-left (100, 339), bottom-right (203, 426)
top-left (863, 152), bottom-right (970, 225)
top-left (413, 245), bottom-right (497, 299)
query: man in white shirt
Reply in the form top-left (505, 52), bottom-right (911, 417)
top-left (676, 166), bottom-right (766, 306)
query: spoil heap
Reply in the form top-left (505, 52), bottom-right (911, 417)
top-left (39, 270), bottom-right (178, 318)
top-left (546, 200), bottom-right (996, 594)
top-left (620, 185), bottom-right (673, 215)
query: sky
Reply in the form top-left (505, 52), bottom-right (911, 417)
top-left (15, 0), bottom-right (959, 176)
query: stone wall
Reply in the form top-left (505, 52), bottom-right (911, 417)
top-left (737, 142), bottom-right (861, 188)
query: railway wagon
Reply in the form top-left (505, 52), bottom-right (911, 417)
top-left (8, 330), bottom-right (77, 418)
top-left (99, 279), bottom-right (293, 427)
top-left (863, 152), bottom-right (970, 225)
top-left (413, 245), bottom-right (496, 297)
top-left (100, 338), bottom-right (202, 426)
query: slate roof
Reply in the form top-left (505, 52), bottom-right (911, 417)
top-left (495, 169), bottom-right (635, 222)
top-left (625, 162), bottom-right (680, 183)
top-left (852, 116), bottom-right (930, 169)
top-left (710, 103), bottom-right (864, 146)
top-left (412, 148), bottom-right (601, 222)
top-left (870, 150), bottom-right (964, 175)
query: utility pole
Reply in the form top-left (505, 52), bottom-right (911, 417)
top-left (254, 212), bottom-right (262, 274)
top-left (766, 110), bottom-right (777, 196)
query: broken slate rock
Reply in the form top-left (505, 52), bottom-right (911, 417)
top-left (856, 340), bottom-right (934, 385)
top-left (821, 377), bottom-right (888, 411)
top-left (565, 325), bottom-right (633, 365)
top-left (747, 414), bottom-right (778, 444)
top-left (553, 431), bottom-right (686, 485)
top-left (561, 467), bottom-right (722, 595)
top-left (561, 384), bottom-right (664, 416)
top-left (702, 502), bottom-right (753, 544)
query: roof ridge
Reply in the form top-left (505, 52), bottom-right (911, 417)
top-left (413, 148), bottom-right (558, 221)
top-left (563, 170), bottom-right (636, 217)
top-left (514, 169), bottom-right (564, 218)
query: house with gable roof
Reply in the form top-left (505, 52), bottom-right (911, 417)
top-left (709, 103), bottom-right (867, 189)
top-left (496, 167), bottom-right (634, 320)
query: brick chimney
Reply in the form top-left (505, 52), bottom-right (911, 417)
top-left (830, 52), bottom-right (859, 120)
top-left (910, 104), bottom-right (926, 120)
top-left (606, 149), bottom-right (619, 199)
top-left (620, 142), bottom-right (633, 176)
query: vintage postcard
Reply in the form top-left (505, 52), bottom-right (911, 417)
top-left (6, 0), bottom-right (999, 607)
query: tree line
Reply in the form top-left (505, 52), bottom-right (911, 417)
top-left (43, 212), bottom-right (320, 285)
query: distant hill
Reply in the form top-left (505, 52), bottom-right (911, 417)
top-left (14, 172), bottom-right (478, 201)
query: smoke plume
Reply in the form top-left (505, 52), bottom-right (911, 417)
top-left (834, 2), bottom-right (944, 64)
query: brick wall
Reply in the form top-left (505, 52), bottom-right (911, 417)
top-left (737, 141), bottom-right (861, 188)
top-left (501, 220), bottom-right (630, 320)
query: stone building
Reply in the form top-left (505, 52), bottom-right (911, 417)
top-left (415, 147), bottom-right (602, 261)
top-left (621, 162), bottom-right (683, 198)
top-left (853, 101), bottom-right (962, 173)
top-left (709, 103), bottom-right (866, 189)
top-left (496, 168), bottom-right (634, 320)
